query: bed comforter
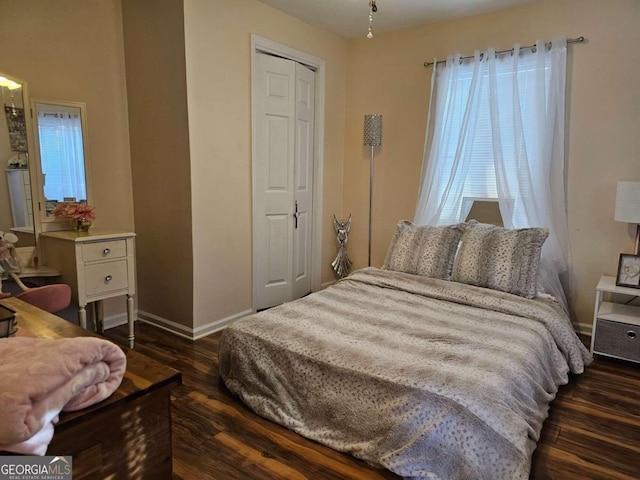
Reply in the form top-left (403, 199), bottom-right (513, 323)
top-left (219, 268), bottom-right (592, 479)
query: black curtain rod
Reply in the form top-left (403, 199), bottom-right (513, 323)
top-left (423, 36), bottom-right (585, 68)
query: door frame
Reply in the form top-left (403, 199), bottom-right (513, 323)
top-left (250, 35), bottom-right (325, 311)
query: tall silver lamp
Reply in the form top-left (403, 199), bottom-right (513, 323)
top-left (615, 181), bottom-right (640, 254)
top-left (364, 114), bottom-right (382, 266)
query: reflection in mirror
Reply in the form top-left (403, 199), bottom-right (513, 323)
top-left (32, 100), bottom-right (90, 219)
top-left (0, 73), bottom-right (35, 247)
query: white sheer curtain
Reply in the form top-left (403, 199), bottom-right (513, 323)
top-left (415, 38), bottom-right (571, 311)
top-left (37, 109), bottom-right (87, 203)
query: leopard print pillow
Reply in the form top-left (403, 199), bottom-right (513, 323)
top-left (383, 220), bottom-right (466, 280)
top-left (451, 220), bottom-right (549, 298)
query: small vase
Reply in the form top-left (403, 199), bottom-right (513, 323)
top-left (70, 218), bottom-right (92, 232)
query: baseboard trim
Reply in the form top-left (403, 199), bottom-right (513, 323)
top-left (137, 309), bottom-right (253, 341)
top-left (321, 280), bottom-right (336, 290)
top-left (574, 322), bottom-right (592, 336)
top-left (104, 312), bottom-right (130, 330)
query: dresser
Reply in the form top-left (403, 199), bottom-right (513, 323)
top-left (39, 230), bottom-right (137, 347)
top-left (1, 296), bottom-right (181, 479)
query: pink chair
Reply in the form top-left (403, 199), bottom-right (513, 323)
top-left (15, 284), bottom-right (72, 314)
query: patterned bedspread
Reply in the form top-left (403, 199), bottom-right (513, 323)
top-left (219, 268), bottom-right (592, 479)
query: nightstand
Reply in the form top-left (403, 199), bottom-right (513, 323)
top-left (40, 230), bottom-right (136, 348)
top-left (591, 275), bottom-right (640, 363)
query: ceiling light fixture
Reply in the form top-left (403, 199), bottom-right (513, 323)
top-left (367, 0), bottom-right (377, 39)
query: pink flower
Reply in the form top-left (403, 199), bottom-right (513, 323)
top-left (52, 202), bottom-right (96, 221)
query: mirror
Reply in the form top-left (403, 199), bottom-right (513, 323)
top-left (0, 73), bottom-right (36, 247)
top-left (31, 99), bottom-right (91, 222)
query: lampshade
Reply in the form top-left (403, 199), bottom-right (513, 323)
top-left (464, 199), bottom-right (504, 227)
top-left (364, 114), bottom-right (382, 147)
top-left (615, 181), bottom-right (640, 223)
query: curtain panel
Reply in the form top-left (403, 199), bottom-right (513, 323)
top-left (415, 38), bottom-right (571, 311)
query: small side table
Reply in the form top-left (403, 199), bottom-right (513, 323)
top-left (591, 275), bottom-right (640, 363)
top-left (40, 229), bottom-right (137, 348)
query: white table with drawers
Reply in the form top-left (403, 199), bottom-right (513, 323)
top-left (39, 229), bottom-right (137, 347)
top-left (591, 275), bottom-right (640, 363)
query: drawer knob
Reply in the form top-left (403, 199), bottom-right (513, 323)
top-left (628, 330), bottom-right (637, 339)
top-left (105, 275), bottom-right (113, 282)
top-left (103, 248), bottom-right (111, 256)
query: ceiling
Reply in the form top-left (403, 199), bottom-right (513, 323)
top-left (256, 0), bottom-right (537, 39)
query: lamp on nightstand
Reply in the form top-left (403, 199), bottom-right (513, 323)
top-left (614, 181), bottom-right (640, 254)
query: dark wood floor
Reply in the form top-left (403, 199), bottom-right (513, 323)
top-left (104, 323), bottom-right (640, 480)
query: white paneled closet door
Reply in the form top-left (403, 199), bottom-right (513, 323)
top-left (253, 52), bottom-right (315, 310)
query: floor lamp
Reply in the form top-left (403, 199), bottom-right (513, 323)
top-left (364, 114), bottom-right (382, 266)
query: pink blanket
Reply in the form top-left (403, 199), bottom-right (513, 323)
top-left (0, 336), bottom-right (126, 455)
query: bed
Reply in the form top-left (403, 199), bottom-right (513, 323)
top-left (219, 221), bottom-right (592, 480)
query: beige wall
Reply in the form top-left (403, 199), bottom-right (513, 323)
top-left (344, 0), bottom-right (640, 327)
top-left (0, 0), bottom-right (133, 316)
top-left (122, 0), bottom-right (193, 327)
top-left (183, 0), bottom-right (347, 328)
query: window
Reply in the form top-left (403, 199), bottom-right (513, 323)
top-left (415, 39), bottom-right (570, 309)
top-left (423, 50), bottom-right (553, 226)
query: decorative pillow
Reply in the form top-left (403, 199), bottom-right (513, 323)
top-left (383, 221), bottom-right (466, 280)
top-left (451, 220), bottom-right (549, 298)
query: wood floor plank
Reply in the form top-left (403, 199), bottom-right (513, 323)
top-left (546, 396), bottom-right (640, 444)
top-left (537, 422), bottom-right (561, 444)
top-left (531, 444), bottom-right (639, 480)
top-left (558, 423), bottom-right (640, 455)
top-left (104, 323), bottom-right (640, 479)
top-left (213, 431), bottom-right (309, 480)
top-left (190, 390), bottom-right (396, 479)
top-left (551, 424), bottom-right (640, 477)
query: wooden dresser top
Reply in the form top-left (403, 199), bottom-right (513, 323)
top-left (0, 297), bottom-right (181, 426)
